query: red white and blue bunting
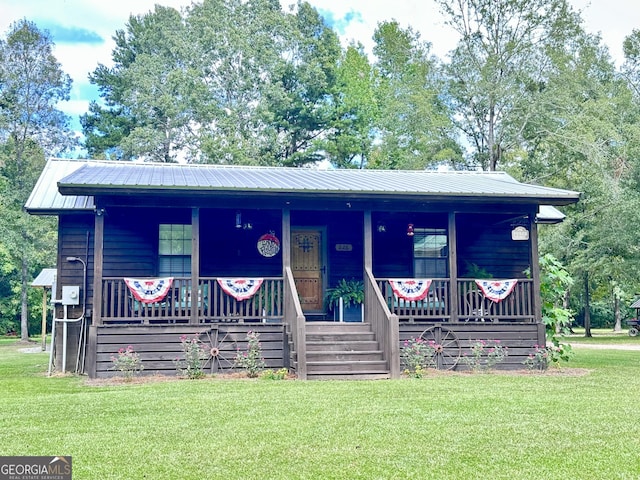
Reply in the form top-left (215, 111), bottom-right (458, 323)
top-left (217, 278), bottom-right (264, 301)
top-left (475, 279), bottom-right (518, 303)
top-left (124, 277), bottom-right (173, 304)
top-left (388, 279), bottom-right (433, 302)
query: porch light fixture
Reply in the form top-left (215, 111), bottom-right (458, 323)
top-left (235, 211), bottom-right (242, 229)
top-left (377, 222), bottom-right (386, 233)
top-left (407, 224), bottom-right (414, 236)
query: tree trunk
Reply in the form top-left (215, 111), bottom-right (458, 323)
top-left (613, 293), bottom-right (622, 332)
top-left (583, 274), bottom-right (592, 337)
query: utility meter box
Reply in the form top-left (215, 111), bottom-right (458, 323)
top-left (62, 286), bottom-right (80, 306)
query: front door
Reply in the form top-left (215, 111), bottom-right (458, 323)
top-left (291, 229), bottom-right (324, 312)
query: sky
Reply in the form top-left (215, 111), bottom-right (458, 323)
top-left (1, 0), bottom-right (638, 134)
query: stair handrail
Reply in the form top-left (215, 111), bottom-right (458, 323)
top-left (365, 268), bottom-right (400, 378)
top-left (284, 266), bottom-right (306, 379)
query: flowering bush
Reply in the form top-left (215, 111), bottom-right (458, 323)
top-left (110, 345), bottom-right (143, 380)
top-left (523, 341), bottom-right (573, 371)
top-left (463, 339), bottom-right (508, 372)
top-left (234, 330), bottom-right (266, 378)
top-left (400, 337), bottom-right (437, 378)
top-left (174, 334), bottom-right (205, 379)
top-left (260, 368), bottom-right (289, 380)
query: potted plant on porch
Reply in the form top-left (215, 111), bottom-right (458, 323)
top-left (325, 278), bottom-right (364, 322)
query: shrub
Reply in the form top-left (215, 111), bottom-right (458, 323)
top-left (523, 342), bottom-right (573, 371)
top-left (400, 337), bottom-right (436, 378)
top-left (234, 330), bottom-right (266, 378)
top-left (174, 335), bottom-right (205, 379)
top-left (463, 339), bottom-right (508, 373)
top-left (110, 345), bottom-right (143, 381)
top-left (260, 368), bottom-right (289, 380)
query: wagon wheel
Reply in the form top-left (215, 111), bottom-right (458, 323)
top-left (629, 327), bottom-right (639, 337)
top-left (199, 328), bottom-right (237, 374)
top-left (420, 325), bottom-right (461, 370)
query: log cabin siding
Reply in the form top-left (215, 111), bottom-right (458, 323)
top-left (399, 322), bottom-right (545, 370)
top-left (90, 324), bottom-right (287, 378)
top-left (456, 213), bottom-right (531, 279)
top-left (58, 214), bottom-right (95, 315)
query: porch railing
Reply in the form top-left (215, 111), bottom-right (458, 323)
top-left (457, 278), bottom-right (535, 323)
top-left (284, 267), bottom-right (306, 379)
top-left (377, 278), bottom-right (451, 322)
top-left (100, 277), bottom-right (284, 325)
top-left (366, 269), bottom-right (400, 378)
top-left (376, 277), bottom-right (535, 323)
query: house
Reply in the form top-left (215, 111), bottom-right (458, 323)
top-left (26, 158), bottom-right (579, 379)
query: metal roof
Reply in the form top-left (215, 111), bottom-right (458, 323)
top-left (26, 158), bottom-right (580, 214)
top-left (55, 160), bottom-right (580, 204)
top-left (631, 299), bottom-right (640, 309)
top-left (31, 268), bottom-right (57, 288)
top-left (24, 158), bottom-right (95, 214)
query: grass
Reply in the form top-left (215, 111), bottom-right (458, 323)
top-left (567, 327), bottom-right (640, 344)
top-left (1, 337), bottom-right (640, 479)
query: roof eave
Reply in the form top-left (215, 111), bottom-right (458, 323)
top-left (57, 184), bottom-right (580, 206)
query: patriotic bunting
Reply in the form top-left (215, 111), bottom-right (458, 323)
top-left (124, 277), bottom-right (173, 304)
top-left (217, 278), bottom-right (264, 301)
top-left (388, 279), bottom-right (433, 301)
top-left (474, 279), bottom-right (518, 303)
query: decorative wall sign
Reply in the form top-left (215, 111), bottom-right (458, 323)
top-left (388, 279), bottom-right (433, 301)
top-left (257, 232), bottom-right (280, 257)
top-left (511, 226), bottom-right (529, 241)
top-left (335, 244), bottom-right (352, 252)
top-left (124, 277), bottom-right (173, 303)
top-left (474, 279), bottom-right (518, 303)
top-left (217, 278), bottom-right (264, 301)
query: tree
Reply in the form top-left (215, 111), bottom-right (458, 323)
top-left (437, 0), bottom-right (583, 170)
top-left (82, 6), bottom-right (193, 162)
top-left (367, 21), bottom-right (461, 170)
top-left (0, 19), bottom-right (72, 339)
top-left (322, 43), bottom-right (378, 169)
top-left (260, 1), bottom-right (342, 166)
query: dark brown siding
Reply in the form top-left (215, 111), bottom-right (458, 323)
top-left (457, 213), bottom-right (530, 278)
top-left (400, 322), bottom-right (544, 370)
top-left (58, 214), bottom-right (95, 314)
top-left (91, 324), bottom-right (286, 378)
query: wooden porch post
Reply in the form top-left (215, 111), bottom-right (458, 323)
top-left (92, 208), bottom-right (104, 326)
top-left (529, 213), bottom-right (543, 323)
top-left (191, 207), bottom-right (200, 325)
top-left (282, 209), bottom-right (291, 270)
top-left (448, 212), bottom-right (459, 322)
top-left (364, 210), bottom-right (373, 270)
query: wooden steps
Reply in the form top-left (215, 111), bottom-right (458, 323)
top-left (304, 322), bottom-right (390, 380)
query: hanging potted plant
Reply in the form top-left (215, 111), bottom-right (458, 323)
top-left (325, 278), bottom-right (364, 322)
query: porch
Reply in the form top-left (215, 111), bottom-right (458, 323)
top-left (86, 272), bottom-right (540, 379)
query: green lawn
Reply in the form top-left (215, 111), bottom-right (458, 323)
top-left (568, 327), bottom-right (640, 344)
top-left (1, 338), bottom-right (639, 479)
